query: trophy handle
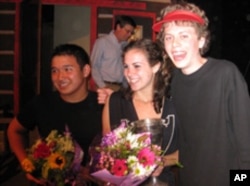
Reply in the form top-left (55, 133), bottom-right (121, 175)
top-left (162, 114), bottom-right (175, 128)
top-left (162, 114), bottom-right (175, 155)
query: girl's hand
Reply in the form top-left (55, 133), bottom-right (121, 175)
top-left (151, 165), bottom-right (164, 177)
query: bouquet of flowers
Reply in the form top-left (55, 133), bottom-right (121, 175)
top-left (90, 121), bottom-right (162, 186)
top-left (22, 127), bottom-right (83, 186)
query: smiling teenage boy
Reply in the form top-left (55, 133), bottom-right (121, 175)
top-left (152, 2), bottom-right (250, 186)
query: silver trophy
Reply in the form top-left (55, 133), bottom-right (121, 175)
top-left (129, 115), bottom-right (175, 186)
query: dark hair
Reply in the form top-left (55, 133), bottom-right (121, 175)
top-left (114, 15), bottom-right (136, 30)
top-left (122, 38), bottom-right (172, 113)
top-left (50, 44), bottom-right (90, 69)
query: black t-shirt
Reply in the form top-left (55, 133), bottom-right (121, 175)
top-left (17, 91), bottom-right (103, 165)
top-left (171, 57), bottom-right (250, 186)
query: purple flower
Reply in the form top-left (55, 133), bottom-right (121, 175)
top-left (101, 122), bottom-right (127, 146)
top-left (101, 131), bottom-right (117, 146)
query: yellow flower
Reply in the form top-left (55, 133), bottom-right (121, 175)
top-left (21, 158), bottom-right (35, 173)
top-left (48, 153), bottom-right (65, 169)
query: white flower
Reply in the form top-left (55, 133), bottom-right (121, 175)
top-left (131, 162), bottom-right (148, 177)
top-left (127, 155), bottom-right (138, 167)
top-left (113, 125), bottom-right (127, 138)
top-left (126, 132), bottom-right (140, 148)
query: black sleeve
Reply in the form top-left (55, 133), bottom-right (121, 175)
top-left (16, 96), bottom-right (41, 130)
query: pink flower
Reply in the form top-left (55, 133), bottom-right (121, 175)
top-left (138, 147), bottom-right (156, 167)
top-left (111, 159), bottom-right (128, 176)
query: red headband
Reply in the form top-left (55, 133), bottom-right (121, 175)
top-left (152, 10), bottom-right (205, 32)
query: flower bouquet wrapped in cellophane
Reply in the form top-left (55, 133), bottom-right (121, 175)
top-left (23, 126), bottom-right (84, 186)
top-left (90, 121), bottom-right (162, 186)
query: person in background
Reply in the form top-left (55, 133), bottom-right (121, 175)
top-left (91, 15), bottom-right (136, 91)
top-left (102, 39), bottom-right (179, 186)
top-left (7, 44), bottom-right (103, 185)
top-left (152, 2), bottom-right (250, 186)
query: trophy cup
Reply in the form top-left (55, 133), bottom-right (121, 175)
top-left (130, 115), bottom-right (175, 186)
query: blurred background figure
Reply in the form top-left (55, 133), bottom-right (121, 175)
top-left (91, 15), bottom-right (136, 91)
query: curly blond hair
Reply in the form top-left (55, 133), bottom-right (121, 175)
top-left (157, 2), bottom-right (211, 55)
